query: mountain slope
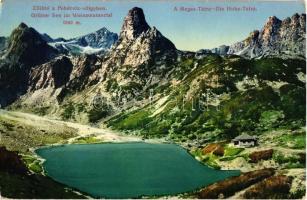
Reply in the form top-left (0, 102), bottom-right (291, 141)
top-left (52, 7), bottom-right (179, 112)
top-left (0, 143), bottom-right (84, 198)
top-left (107, 55), bottom-right (305, 143)
top-left (1, 9), bottom-right (305, 136)
top-left (86, 7), bottom-right (178, 99)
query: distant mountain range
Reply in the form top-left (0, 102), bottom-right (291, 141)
top-left (39, 12), bottom-right (306, 59)
top-left (200, 13), bottom-right (306, 59)
top-left (43, 28), bottom-right (118, 55)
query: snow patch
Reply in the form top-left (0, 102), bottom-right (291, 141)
top-left (49, 41), bottom-right (105, 55)
top-left (81, 46), bottom-right (104, 54)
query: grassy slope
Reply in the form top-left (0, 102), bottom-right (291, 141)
top-left (107, 56), bottom-right (306, 142)
top-left (105, 56), bottom-right (306, 199)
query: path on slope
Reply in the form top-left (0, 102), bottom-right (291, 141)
top-left (0, 109), bottom-right (141, 143)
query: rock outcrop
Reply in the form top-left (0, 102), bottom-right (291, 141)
top-left (0, 146), bottom-right (85, 198)
top-left (119, 7), bottom-right (150, 41)
top-left (202, 143), bottom-right (225, 156)
top-left (29, 56), bottom-right (73, 90)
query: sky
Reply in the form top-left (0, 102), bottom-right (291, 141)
top-left (0, 0), bottom-right (305, 51)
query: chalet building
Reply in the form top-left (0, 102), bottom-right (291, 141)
top-left (232, 133), bottom-right (258, 147)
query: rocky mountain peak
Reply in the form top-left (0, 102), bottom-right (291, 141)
top-left (83, 7), bottom-right (178, 100)
top-left (74, 27), bottom-right (118, 49)
top-left (251, 30), bottom-right (260, 38)
top-left (18, 22), bottom-right (28, 29)
top-left (119, 7), bottom-right (150, 41)
top-left (104, 7), bottom-right (176, 68)
top-left (96, 27), bottom-right (110, 34)
top-left (245, 30), bottom-right (260, 44)
top-left (227, 13), bottom-right (305, 59)
top-left (6, 22), bottom-right (58, 66)
top-left (265, 16), bottom-right (281, 25)
top-left (262, 16), bottom-right (282, 45)
top-left (291, 13), bottom-right (305, 27)
top-left (291, 13), bottom-right (300, 21)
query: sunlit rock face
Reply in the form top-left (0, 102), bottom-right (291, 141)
top-left (228, 13), bottom-right (306, 59)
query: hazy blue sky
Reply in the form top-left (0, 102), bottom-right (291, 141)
top-left (0, 0), bottom-right (305, 51)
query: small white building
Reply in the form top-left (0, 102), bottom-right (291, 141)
top-left (232, 133), bottom-right (258, 147)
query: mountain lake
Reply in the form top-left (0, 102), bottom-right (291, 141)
top-left (36, 142), bottom-right (240, 198)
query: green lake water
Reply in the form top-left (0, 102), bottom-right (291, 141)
top-left (36, 142), bottom-right (240, 198)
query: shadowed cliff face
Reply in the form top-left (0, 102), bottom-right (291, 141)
top-left (0, 147), bottom-right (86, 199)
top-left (0, 36), bottom-right (7, 51)
top-left (0, 147), bottom-right (28, 174)
top-left (28, 56), bottom-right (73, 92)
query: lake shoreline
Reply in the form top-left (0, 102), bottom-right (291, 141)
top-left (36, 142), bottom-right (240, 199)
top-left (0, 110), bottom-right (240, 199)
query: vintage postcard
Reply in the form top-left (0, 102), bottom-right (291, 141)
top-left (0, 0), bottom-right (305, 199)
